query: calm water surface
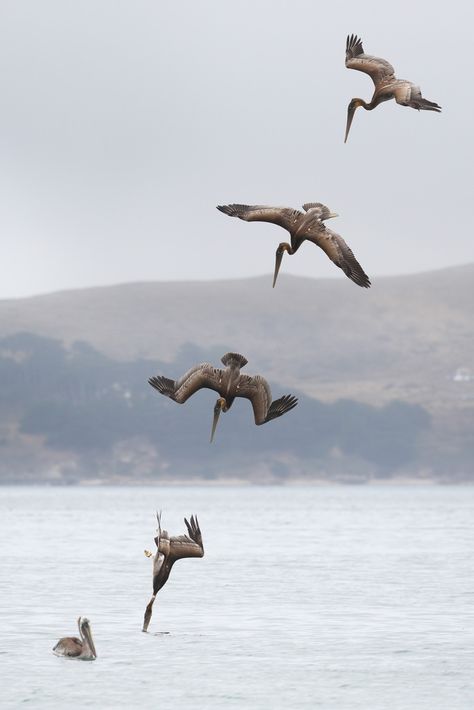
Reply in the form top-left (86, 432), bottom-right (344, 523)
top-left (0, 485), bottom-right (473, 709)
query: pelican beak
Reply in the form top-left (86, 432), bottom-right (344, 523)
top-left (273, 246), bottom-right (285, 288)
top-left (210, 398), bottom-right (225, 442)
top-left (82, 621), bottom-right (97, 659)
top-left (344, 104), bottom-right (356, 143)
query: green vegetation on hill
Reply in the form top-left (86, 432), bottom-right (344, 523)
top-left (0, 333), bottom-right (431, 482)
top-left (1, 265), bottom-right (473, 482)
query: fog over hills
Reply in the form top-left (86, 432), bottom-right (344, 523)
top-left (0, 265), bottom-right (472, 483)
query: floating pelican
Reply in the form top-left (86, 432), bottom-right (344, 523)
top-left (143, 512), bottom-right (204, 632)
top-left (52, 617), bottom-right (97, 660)
top-left (149, 352), bottom-right (298, 442)
top-left (217, 203), bottom-right (370, 288)
top-left (344, 34), bottom-right (441, 142)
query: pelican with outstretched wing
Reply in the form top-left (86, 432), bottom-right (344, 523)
top-left (52, 617), bottom-right (97, 660)
top-left (217, 203), bottom-right (370, 289)
top-left (142, 512), bottom-right (204, 632)
top-left (149, 352), bottom-right (298, 442)
top-left (344, 34), bottom-right (441, 142)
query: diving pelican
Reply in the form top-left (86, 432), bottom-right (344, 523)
top-left (143, 512), bottom-right (204, 632)
top-left (149, 352), bottom-right (298, 442)
top-left (217, 203), bottom-right (370, 288)
top-left (344, 34), bottom-right (441, 142)
top-left (52, 617), bottom-right (97, 660)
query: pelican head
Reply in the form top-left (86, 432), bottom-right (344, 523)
top-left (77, 617), bottom-right (97, 660)
top-left (210, 397), bottom-right (226, 442)
top-left (344, 98), bottom-right (365, 143)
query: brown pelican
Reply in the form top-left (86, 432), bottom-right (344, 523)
top-left (52, 617), bottom-right (97, 660)
top-left (345, 34), bottom-right (441, 142)
top-left (149, 352), bottom-right (298, 442)
top-left (217, 203), bottom-right (370, 288)
top-left (143, 512), bottom-right (204, 632)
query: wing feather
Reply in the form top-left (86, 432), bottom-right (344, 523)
top-left (310, 227), bottom-right (371, 288)
top-left (169, 515), bottom-right (204, 560)
top-left (263, 394), bottom-right (298, 423)
top-left (236, 374), bottom-right (272, 424)
top-left (345, 34), bottom-right (395, 87)
top-left (237, 374), bottom-right (297, 425)
top-left (217, 204), bottom-right (302, 233)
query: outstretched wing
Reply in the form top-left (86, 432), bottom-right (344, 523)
top-left (169, 515), bottom-right (204, 561)
top-left (307, 226), bottom-right (371, 288)
top-left (149, 363), bottom-right (223, 403)
top-left (345, 34), bottom-right (395, 87)
top-left (217, 204), bottom-right (302, 233)
top-left (237, 374), bottom-right (298, 425)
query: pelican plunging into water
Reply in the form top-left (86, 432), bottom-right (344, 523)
top-left (52, 617), bottom-right (97, 660)
top-left (143, 512), bottom-right (204, 632)
top-left (344, 34), bottom-right (441, 142)
top-left (217, 203), bottom-right (370, 288)
top-left (149, 352), bottom-right (298, 441)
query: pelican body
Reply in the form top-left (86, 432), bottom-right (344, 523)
top-left (344, 34), bottom-right (441, 142)
top-left (217, 203), bottom-right (370, 289)
top-left (149, 352), bottom-right (298, 441)
top-left (53, 617), bottom-right (97, 660)
top-left (143, 513), bottom-right (204, 632)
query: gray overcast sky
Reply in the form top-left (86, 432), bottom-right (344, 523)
top-left (0, 0), bottom-right (472, 298)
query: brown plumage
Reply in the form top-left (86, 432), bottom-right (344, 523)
top-left (52, 617), bottom-right (97, 660)
top-left (217, 203), bottom-right (370, 288)
top-left (149, 352), bottom-right (298, 442)
top-left (344, 34), bottom-right (441, 142)
top-left (142, 512), bottom-right (204, 632)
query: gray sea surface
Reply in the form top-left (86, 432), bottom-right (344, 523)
top-left (0, 484), bottom-right (473, 709)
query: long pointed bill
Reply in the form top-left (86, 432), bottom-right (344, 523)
top-left (344, 105), bottom-right (356, 143)
top-left (210, 401), bottom-right (223, 443)
top-left (82, 623), bottom-right (97, 658)
top-left (273, 249), bottom-right (284, 288)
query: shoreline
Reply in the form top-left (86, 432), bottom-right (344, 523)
top-left (0, 476), bottom-right (472, 486)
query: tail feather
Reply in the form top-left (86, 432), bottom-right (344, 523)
top-left (221, 352), bottom-right (248, 368)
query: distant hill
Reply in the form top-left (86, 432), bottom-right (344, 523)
top-left (0, 265), bottom-right (473, 482)
top-left (1, 265), bottom-right (472, 405)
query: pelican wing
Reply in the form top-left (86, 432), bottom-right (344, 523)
top-left (345, 34), bottom-right (395, 87)
top-left (149, 363), bottom-right (223, 403)
top-left (169, 515), bottom-right (204, 561)
top-left (237, 374), bottom-right (298, 425)
top-left (217, 204), bottom-right (302, 233)
top-left (308, 226), bottom-right (371, 288)
top-left (52, 637), bottom-right (82, 657)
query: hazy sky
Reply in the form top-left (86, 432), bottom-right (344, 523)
top-left (0, 0), bottom-right (472, 298)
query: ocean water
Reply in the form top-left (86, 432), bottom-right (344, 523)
top-left (0, 484), bottom-right (473, 709)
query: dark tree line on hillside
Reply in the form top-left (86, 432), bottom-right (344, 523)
top-left (0, 333), bottom-right (430, 475)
